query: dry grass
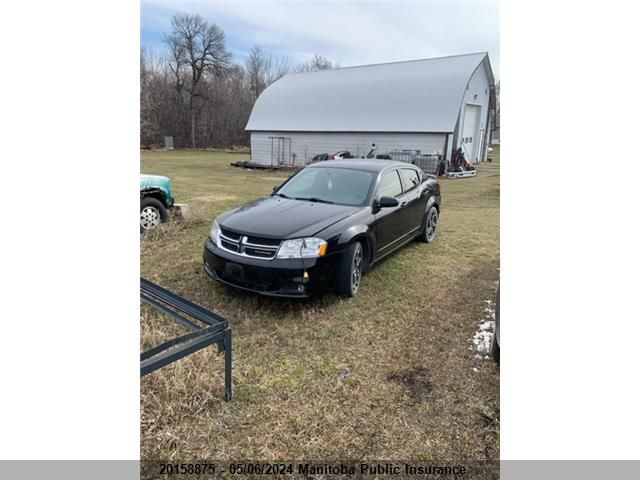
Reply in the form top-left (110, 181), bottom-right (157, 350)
top-left (140, 147), bottom-right (500, 461)
top-left (141, 203), bottom-right (209, 251)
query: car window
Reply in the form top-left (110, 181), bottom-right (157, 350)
top-left (399, 168), bottom-right (420, 192)
top-left (377, 170), bottom-right (403, 198)
top-left (277, 167), bottom-right (376, 206)
top-left (283, 169), bottom-right (318, 195)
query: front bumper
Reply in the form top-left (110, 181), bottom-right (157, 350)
top-left (203, 238), bottom-right (338, 298)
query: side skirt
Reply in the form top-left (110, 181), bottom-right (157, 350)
top-left (371, 227), bottom-right (422, 266)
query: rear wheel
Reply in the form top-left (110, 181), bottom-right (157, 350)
top-left (337, 241), bottom-right (364, 297)
top-left (140, 197), bottom-right (168, 232)
top-left (418, 206), bottom-right (439, 243)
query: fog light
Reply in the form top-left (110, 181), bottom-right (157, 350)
top-left (297, 285), bottom-right (305, 293)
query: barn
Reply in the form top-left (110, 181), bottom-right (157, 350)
top-left (245, 52), bottom-right (496, 169)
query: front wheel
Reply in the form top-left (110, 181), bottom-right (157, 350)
top-left (336, 241), bottom-right (364, 297)
top-left (418, 206), bottom-right (439, 243)
top-left (140, 197), bottom-right (168, 232)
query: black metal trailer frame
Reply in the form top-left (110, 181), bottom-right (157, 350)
top-left (140, 278), bottom-right (232, 401)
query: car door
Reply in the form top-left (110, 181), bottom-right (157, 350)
top-left (373, 169), bottom-right (405, 256)
top-left (398, 167), bottom-right (427, 232)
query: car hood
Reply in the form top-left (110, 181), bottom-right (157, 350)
top-left (219, 196), bottom-right (361, 239)
top-left (140, 174), bottom-right (170, 189)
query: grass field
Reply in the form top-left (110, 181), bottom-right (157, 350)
top-left (140, 148), bottom-right (500, 461)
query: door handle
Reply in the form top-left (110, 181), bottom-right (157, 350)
top-left (400, 201), bottom-right (408, 208)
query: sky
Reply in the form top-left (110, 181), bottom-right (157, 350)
top-left (141, 1), bottom-right (500, 79)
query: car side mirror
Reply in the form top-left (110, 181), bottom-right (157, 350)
top-left (378, 196), bottom-right (399, 208)
top-left (272, 185), bottom-right (278, 192)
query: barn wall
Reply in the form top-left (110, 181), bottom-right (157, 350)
top-left (250, 131), bottom-right (448, 166)
top-left (456, 61), bottom-right (492, 163)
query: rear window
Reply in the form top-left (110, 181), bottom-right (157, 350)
top-left (399, 168), bottom-right (420, 192)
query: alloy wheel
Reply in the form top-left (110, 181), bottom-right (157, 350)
top-left (426, 209), bottom-right (438, 242)
top-left (140, 206), bottom-right (161, 230)
top-left (351, 244), bottom-right (363, 294)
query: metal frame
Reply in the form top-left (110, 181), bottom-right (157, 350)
top-left (140, 278), bottom-right (232, 401)
top-left (269, 136), bottom-right (292, 167)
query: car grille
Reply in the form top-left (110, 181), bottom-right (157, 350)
top-left (219, 227), bottom-right (281, 260)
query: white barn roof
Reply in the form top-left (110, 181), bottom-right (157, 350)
top-left (245, 52), bottom-right (493, 134)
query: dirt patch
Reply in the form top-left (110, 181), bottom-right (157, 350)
top-left (450, 259), bottom-right (499, 311)
top-left (387, 366), bottom-right (434, 403)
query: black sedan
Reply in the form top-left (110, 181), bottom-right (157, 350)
top-left (203, 160), bottom-right (441, 297)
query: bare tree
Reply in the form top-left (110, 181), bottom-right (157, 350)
top-left (141, 47), bottom-right (254, 149)
top-left (245, 45), bottom-right (267, 99)
top-left (140, 48), bottom-right (172, 145)
top-left (296, 54), bottom-right (335, 72)
top-left (245, 45), bottom-right (291, 98)
top-left (140, 48), bottom-right (156, 144)
top-left (266, 54), bottom-right (291, 84)
top-left (165, 13), bottom-right (230, 148)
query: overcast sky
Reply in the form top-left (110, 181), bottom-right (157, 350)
top-left (141, 1), bottom-right (499, 79)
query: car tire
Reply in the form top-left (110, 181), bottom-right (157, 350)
top-left (491, 286), bottom-right (500, 363)
top-left (140, 197), bottom-right (168, 232)
top-left (336, 241), bottom-right (364, 297)
top-left (418, 206), bottom-right (439, 243)
top-left (490, 331), bottom-right (500, 363)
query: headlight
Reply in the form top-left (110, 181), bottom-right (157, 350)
top-left (210, 220), bottom-right (220, 245)
top-left (276, 237), bottom-right (327, 259)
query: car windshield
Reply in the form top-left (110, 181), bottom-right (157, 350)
top-left (276, 167), bottom-right (376, 206)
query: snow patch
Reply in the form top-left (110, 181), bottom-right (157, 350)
top-left (473, 299), bottom-right (496, 357)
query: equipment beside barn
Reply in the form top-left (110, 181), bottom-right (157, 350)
top-left (446, 170), bottom-right (477, 179)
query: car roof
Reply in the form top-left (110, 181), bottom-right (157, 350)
top-left (306, 159), bottom-right (415, 173)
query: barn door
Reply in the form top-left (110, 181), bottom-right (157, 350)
top-left (462, 104), bottom-right (481, 163)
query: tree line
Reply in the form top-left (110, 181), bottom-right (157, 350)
top-left (141, 13), bottom-right (335, 149)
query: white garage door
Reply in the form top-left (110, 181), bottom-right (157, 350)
top-left (462, 104), bottom-right (481, 163)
